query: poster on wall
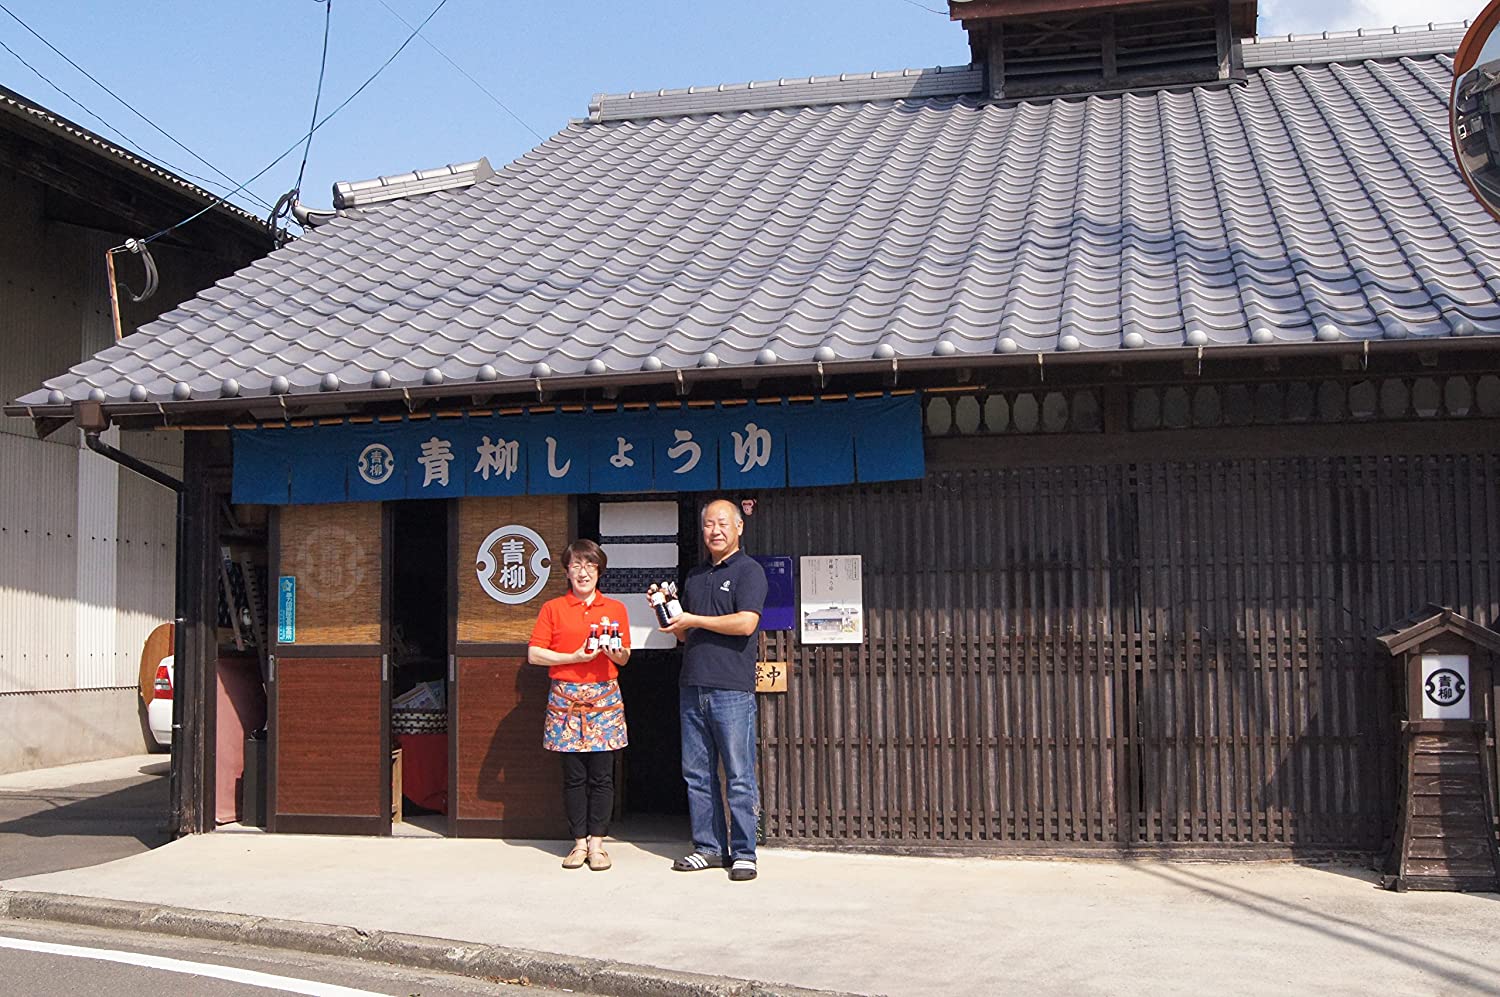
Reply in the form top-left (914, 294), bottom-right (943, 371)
top-left (753, 555), bottom-right (795, 631)
top-left (799, 555), bottom-right (863, 645)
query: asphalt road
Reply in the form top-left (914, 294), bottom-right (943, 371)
top-left (0, 920), bottom-right (582, 996)
top-left (0, 756), bottom-right (171, 882)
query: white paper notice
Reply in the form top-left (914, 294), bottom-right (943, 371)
top-left (799, 555), bottom-right (863, 645)
top-left (1420, 654), bottom-right (1470, 719)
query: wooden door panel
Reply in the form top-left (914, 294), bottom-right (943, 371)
top-left (271, 502), bottom-right (390, 836)
top-left (452, 656), bottom-right (565, 838)
top-left (274, 657), bottom-right (386, 833)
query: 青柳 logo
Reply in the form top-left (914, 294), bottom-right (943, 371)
top-left (357, 443), bottom-right (395, 485)
top-left (1424, 668), bottom-right (1467, 708)
top-left (476, 525), bottom-right (551, 605)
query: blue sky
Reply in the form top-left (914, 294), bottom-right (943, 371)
top-left (0, 0), bottom-right (1483, 230)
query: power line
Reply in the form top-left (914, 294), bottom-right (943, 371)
top-left (295, 0), bottom-right (334, 195)
top-left (143, 0), bottom-right (455, 245)
top-left (269, 0), bottom-right (337, 242)
top-left (0, 1), bottom-right (278, 213)
top-left (898, 0), bottom-right (949, 14)
top-left (375, 0), bottom-right (544, 141)
top-left (0, 35), bottom-right (275, 212)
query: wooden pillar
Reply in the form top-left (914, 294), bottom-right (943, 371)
top-left (171, 431), bottom-right (224, 836)
top-left (1213, 0), bottom-right (1233, 80)
top-left (985, 25), bottom-right (1006, 101)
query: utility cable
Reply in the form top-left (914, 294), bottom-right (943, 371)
top-left (0, 1), bottom-right (278, 212)
top-left (142, 0), bottom-right (454, 246)
top-left (0, 36), bottom-right (275, 211)
top-left (295, 0), bottom-right (333, 195)
top-left (898, 0), bottom-right (949, 14)
top-left (375, 0), bottom-right (544, 141)
top-left (113, 238), bottom-right (159, 303)
top-left (269, 0), bottom-right (335, 243)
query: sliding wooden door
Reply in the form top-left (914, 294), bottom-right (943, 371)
top-left (450, 495), bottom-right (570, 837)
top-left (269, 502), bottom-right (390, 834)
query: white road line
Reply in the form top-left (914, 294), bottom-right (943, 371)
top-left (0, 934), bottom-right (392, 996)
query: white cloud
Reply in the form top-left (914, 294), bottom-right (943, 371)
top-left (1258, 0), bottom-right (1480, 36)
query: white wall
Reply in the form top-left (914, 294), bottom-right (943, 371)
top-left (0, 688), bottom-right (149, 774)
top-left (0, 168), bottom-right (181, 766)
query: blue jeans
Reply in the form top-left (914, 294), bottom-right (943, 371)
top-left (680, 686), bottom-right (759, 863)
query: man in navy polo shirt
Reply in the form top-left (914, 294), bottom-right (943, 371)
top-left (661, 498), bottom-right (768, 882)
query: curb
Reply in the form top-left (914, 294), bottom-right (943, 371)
top-left (0, 889), bottom-right (867, 997)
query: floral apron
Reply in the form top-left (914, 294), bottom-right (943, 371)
top-left (543, 679), bottom-right (627, 752)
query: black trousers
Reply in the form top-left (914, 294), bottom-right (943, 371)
top-left (560, 750), bottom-right (614, 838)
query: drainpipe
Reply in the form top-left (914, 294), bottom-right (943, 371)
top-left (76, 401), bottom-right (188, 835)
top-left (81, 429), bottom-right (183, 494)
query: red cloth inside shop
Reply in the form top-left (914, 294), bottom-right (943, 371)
top-left (396, 733), bottom-right (447, 814)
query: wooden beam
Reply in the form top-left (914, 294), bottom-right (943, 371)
top-left (928, 417), bottom-right (1500, 468)
top-left (0, 115), bottom-right (267, 251)
top-left (956, 0), bottom-right (1186, 19)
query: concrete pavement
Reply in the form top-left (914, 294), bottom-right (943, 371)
top-left (4, 826), bottom-right (1499, 997)
top-left (0, 754), bottom-right (168, 879)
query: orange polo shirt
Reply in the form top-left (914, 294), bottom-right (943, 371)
top-left (528, 590), bottom-right (631, 683)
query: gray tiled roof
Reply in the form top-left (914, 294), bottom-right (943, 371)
top-left (13, 27), bottom-right (1500, 411)
top-left (1242, 23), bottom-right (1470, 67)
top-left (589, 65), bottom-right (984, 122)
top-left (333, 159), bottom-right (495, 209)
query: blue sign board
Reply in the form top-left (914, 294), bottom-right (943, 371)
top-left (753, 555), bottom-right (796, 631)
top-left (231, 394), bottom-right (924, 505)
top-left (277, 576), bottom-right (296, 643)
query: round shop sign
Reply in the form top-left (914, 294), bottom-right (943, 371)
top-left (1424, 668), bottom-right (1467, 709)
top-left (476, 524), bottom-right (551, 605)
top-left (357, 443), bottom-right (395, 485)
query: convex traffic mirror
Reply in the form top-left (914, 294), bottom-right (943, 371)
top-left (1453, 1), bottom-right (1500, 221)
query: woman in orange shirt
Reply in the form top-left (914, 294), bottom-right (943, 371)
top-left (527, 539), bottom-right (631, 871)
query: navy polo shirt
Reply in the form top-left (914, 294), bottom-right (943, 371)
top-left (680, 549), bottom-right (768, 691)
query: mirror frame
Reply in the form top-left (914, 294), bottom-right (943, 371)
top-left (1452, 0), bottom-right (1500, 223)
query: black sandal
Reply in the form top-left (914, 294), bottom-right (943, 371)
top-left (672, 852), bottom-right (724, 871)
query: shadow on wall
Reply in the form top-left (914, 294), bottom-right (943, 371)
top-left (472, 664), bottom-right (566, 839)
top-left (477, 667), bottom-right (543, 804)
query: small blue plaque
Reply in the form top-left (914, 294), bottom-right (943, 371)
top-left (753, 555), bottom-right (795, 631)
top-left (277, 576), bottom-right (296, 643)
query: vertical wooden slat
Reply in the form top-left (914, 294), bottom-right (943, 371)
top-left (745, 435), bottom-right (1493, 854)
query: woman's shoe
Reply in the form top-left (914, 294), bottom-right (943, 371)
top-left (587, 848), bottom-right (612, 871)
top-left (562, 846), bottom-right (588, 869)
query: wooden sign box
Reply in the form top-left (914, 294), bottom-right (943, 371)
top-left (1378, 608), bottom-right (1500, 892)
